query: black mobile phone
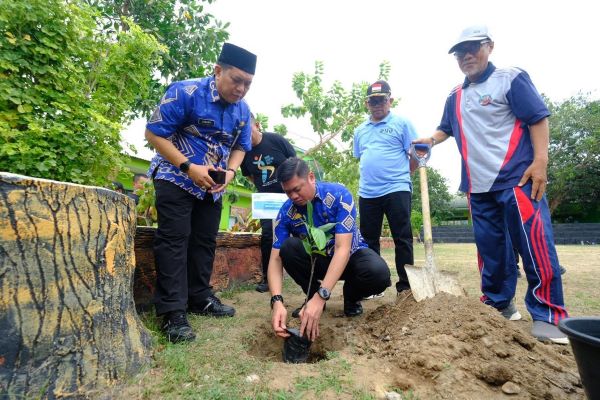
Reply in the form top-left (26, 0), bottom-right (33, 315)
top-left (208, 169), bottom-right (226, 184)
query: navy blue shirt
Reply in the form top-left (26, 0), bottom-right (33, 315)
top-left (273, 182), bottom-right (368, 256)
top-left (146, 76), bottom-right (252, 200)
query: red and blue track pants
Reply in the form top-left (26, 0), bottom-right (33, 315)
top-left (469, 183), bottom-right (568, 325)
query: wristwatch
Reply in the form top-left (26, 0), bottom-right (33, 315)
top-left (317, 287), bottom-right (331, 301)
top-left (179, 160), bottom-right (192, 173)
top-left (270, 295), bottom-right (284, 309)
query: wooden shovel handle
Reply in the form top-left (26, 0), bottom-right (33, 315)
top-left (419, 167), bottom-right (434, 258)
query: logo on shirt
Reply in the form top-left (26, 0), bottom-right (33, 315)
top-left (479, 94), bottom-right (493, 106)
top-left (253, 154), bottom-right (276, 183)
top-left (380, 127), bottom-right (393, 134)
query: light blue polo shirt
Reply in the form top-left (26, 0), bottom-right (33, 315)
top-left (353, 112), bottom-right (417, 198)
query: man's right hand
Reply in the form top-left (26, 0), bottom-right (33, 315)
top-left (187, 164), bottom-right (216, 189)
top-left (271, 301), bottom-right (290, 338)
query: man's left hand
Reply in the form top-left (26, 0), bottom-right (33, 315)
top-left (299, 297), bottom-right (325, 341)
top-left (209, 168), bottom-right (235, 193)
top-left (518, 159), bottom-right (548, 201)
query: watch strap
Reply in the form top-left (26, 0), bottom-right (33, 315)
top-left (179, 160), bottom-right (191, 173)
top-left (270, 294), bottom-right (284, 309)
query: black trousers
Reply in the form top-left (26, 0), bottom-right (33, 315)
top-left (279, 237), bottom-right (391, 303)
top-left (153, 180), bottom-right (222, 315)
top-left (359, 191), bottom-right (413, 292)
top-left (259, 219), bottom-right (273, 280)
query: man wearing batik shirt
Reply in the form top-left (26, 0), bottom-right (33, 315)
top-left (267, 157), bottom-right (391, 342)
top-left (414, 25), bottom-right (568, 344)
top-left (145, 43), bottom-right (256, 343)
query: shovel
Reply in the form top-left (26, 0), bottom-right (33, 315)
top-left (405, 144), bottom-right (465, 302)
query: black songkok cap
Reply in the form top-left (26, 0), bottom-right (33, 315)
top-left (218, 43), bottom-right (257, 75)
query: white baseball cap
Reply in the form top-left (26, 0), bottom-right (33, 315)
top-left (448, 25), bottom-right (493, 54)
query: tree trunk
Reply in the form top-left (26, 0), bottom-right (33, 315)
top-left (0, 173), bottom-right (151, 399)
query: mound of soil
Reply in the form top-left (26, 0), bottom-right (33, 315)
top-left (248, 293), bottom-right (584, 399)
top-left (355, 293), bottom-right (582, 399)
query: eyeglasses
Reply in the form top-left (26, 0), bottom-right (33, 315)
top-left (453, 40), bottom-right (490, 59)
top-left (367, 96), bottom-right (389, 106)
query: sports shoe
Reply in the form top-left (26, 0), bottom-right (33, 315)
top-left (188, 295), bottom-right (235, 317)
top-left (255, 280), bottom-right (269, 293)
top-left (161, 311), bottom-right (196, 343)
top-left (344, 299), bottom-right (363, 317)
top-left (499, 301), bottom-right (522, 321)
top-left (531, 321), bottom-right (569, 345)
top-left (363, 292), bottom-right (385, 300)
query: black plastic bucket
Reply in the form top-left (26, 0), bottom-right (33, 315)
top-left (282, 328), bottom-right (311, 363)
top-left (558, 317), bottom-right (600, 400)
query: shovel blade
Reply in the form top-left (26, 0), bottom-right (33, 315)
top-left (405, 264), bottom-right (466, 302)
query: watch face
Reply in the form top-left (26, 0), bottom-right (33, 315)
top-left (318, 287), bottom-right (330, 300)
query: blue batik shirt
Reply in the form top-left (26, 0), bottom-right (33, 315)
top-left (146, 76), bottom-right (252, 200)
top-left (272, 182), bottom-right (369, 256)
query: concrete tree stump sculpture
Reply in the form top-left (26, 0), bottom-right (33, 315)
top-left (0, 173), bottom-right (151, 398)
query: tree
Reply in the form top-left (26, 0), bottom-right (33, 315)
top-left (0, 0), bottom-right (164, 185)
top-left (546, 94), bottom-right (600, 221)
top-left (85, 0), bottom-right (230, 117)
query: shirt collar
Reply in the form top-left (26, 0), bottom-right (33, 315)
top-left (462, 62), bottom-right (496, 88)
top-left (313, 181), bottom-right (324, 201)
top-left (208, 75), bottom-right (220, 103)
top-left (367, 111), bottom-right (393, 126)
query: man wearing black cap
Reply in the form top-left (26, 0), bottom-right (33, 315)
top-left (353, 80), bottom-right (418, 296)
top-left (145, 43), bottom-right (257, 343)
top-left (414, 25), bottom-right (569, 344)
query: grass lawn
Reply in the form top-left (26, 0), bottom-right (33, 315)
top-left (99, 243), bottom-right (598, 399)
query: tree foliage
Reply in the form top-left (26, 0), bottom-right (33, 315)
top-left (546, 94), bottom-right (600, 221)
top-left (86, 0), bottom-right (229, 117)
top-left (281, 61), bottom-right (368, 155)
top-left (0, 0), bottom-right (164, 184)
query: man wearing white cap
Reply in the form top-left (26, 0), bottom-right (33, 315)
top-left (414, 25), bottom-right (569, 344)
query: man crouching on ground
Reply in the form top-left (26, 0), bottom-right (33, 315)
top-left (267, 157), bottom-right (391, 341)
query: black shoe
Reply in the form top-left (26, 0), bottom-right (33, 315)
top-left (255, 281), bottom-right (269, 293)
top-left (161, 311), bottom-right (196, 343)
top-left (188, 295), bottom-right (235, 317)
top-left (344, 299), bottom-right (363, 317)
top-left (517, 268), bottom-right (523, 278)
top-left (559, 265), bottom-right (567, 275)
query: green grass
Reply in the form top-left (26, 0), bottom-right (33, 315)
top-left (382, 242), bottom-right (600, 316)
top-left (104, 243), bottom-right (598, 399)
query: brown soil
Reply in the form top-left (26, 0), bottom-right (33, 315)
top-left (248, 292), bottom-right (584, 399)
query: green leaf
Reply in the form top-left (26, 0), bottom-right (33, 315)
top-left (301, 238), bottom-right (312, 256)
top-left (309, 226), bottom-right (327, 251)
top-left (316, 222), bottom-right (336, 232)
